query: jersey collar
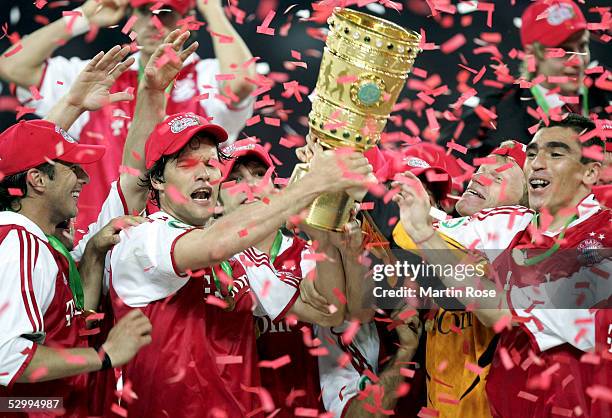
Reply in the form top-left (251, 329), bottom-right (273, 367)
top-left (542, 193), bottom-right (600, 237)
top-left (0, 211), bottom-right (48, 242)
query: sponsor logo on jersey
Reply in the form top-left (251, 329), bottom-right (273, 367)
top-left (577, 238), bottom-right (604, 265)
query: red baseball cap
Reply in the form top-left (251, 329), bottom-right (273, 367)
top-left (490, 140), bottom-right (527, 168)
top-left (145, 112), bottom-right (228, 169)
top-left (221, 139), bottom-right (274, 179)
top-left (379, 144), bottom-right (453, 204)
top-left (520, 0), bottom-right (587, 48)
top-left (0, 120), bottom-right (105, 176)
top-left (130, 0), bottom-right (196, 15)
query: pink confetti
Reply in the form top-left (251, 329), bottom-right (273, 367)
top-left (498, 347), bottom-right (514, 370)
top-left (122, 15), bottom-right (138, 34)
top-left (294, 408), bottom-right (318, 417)
top-left (446, 141), bottom-right (467, 155)
top-left (417, 407), bottom-right (440, 418)
top-left (493, 315), bottom-right (512, 333)
top-left (517, 391), bottom-right (538, 402)
top-left (440, 34), bottom-right (466, 54)
top-left (586, 385), bottom-right (612, 403)
top-left (258, 355), bottom-right (291, 369)
top-left (465, 362), bottom-right (484, 375)
top-left (341, 320), bottom-right (360, 345)
top-left (256, 10), bottom-right (276, 36)
top-left (332, 288), bottom-right (347, 305)
top-left (206, 295), bottom-right (229, 309)
top-left (165, 185), bottom-right (187, 203)
top-left (216, 355), bottom-right (243, 365)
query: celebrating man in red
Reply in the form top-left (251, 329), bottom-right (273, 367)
top-left (394, 114), bottom-right (610, 418)
top-left (0, 0), bottom-right (256, 241)
top-left (0, 46), bottom-right (151, 417)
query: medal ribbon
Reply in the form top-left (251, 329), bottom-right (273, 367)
top-left (515, 214), bottom-right (578, 266)
top-left (530, 85), bottom-right (588, 117)
top-left (46, 234), bottom-right (84, 311)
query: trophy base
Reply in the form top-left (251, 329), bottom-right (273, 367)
top-left (290, 163), bottom-right (354, 232)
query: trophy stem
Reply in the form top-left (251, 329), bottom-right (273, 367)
top-left (290, 163), bottom-right (354, 232)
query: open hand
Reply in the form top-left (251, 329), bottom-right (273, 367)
top-left (392, 171), bottom-right (434, 241)
top-left (66, 45), bottom-right (135, 112)
top-left (141, 29), bottom-right (199, 91)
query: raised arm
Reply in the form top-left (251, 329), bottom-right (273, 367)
top-left (44, 45), bottom-right (135, 131)
top-left (0, 0), bottom-right (128, 88)
top-left (120, 29), bottom-right (199, 214)
top-left (197, 0), bottom-right (256, 103)
top-left (344, 309), bottom-right (421, 417)
top-left (174, 149), bottom-right (373, 272)
top-left (393, 172), bottom-right (510, 327)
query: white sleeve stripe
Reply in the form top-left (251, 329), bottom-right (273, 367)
top-left (24, 231), bottom-right (43, 332)
top-left (243, 248), bottom-right (269, 265)
top-left (17, 230), bottom-right (42, 332)
top-left (243, 248), bottom-right (273, 268)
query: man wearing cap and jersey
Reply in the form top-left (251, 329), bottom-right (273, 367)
top-left (394, 114), bottom-right (610, 418)
top-left (455, 140), bottom-right (529, 217)
top-left (218, 139), bottom-right (340, 416)
top-left (440, 0), bottom-right (610, 163)
top-left (390, 141), bottom-right (527, 418)
top-left (0, 53), bottom-right (154, 416)
top-left (106, 103), bottom-right (371, 416)
top-left (0, 0), bottom-right (256, 241)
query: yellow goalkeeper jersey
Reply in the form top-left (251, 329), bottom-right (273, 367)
top-left (393, 224), bottom-right (496, 418)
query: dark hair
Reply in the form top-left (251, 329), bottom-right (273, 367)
top-left (537, 113), bottom-right (604, 164)
top-left (139, 134), bottom-right (229, 207)
top-left (0, 162), bottom-right (56, 211)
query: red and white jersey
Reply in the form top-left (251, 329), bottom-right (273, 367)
top-left (108, 212), bottom-right (298, 418)
top-left (17, 52), bottom-right (254, 241)
top-left (316, 322), bottom-right (380, 417)
top-left (431, 204), bottom-right (535, 261)
top-left (484, 195), bottom-right (612, 418)
top-left (592, 307), bottom-right (612, 418)
top-left (71, 180), bottom-right (130, 263)
top-left (0, 212), bottom-right (89, 417)
top-left (255, 233), bottom-right (323, 417)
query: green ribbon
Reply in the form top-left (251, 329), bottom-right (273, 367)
top-left (211, 230), bottom-right (284, 294)
top-left (46, 234), bottom-right (84, 311)
top-left (513, 214), bottom-right (578, 266)
top-left (530, 85), bottom-right (589, 116)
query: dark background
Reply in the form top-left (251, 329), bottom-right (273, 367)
top-left (0, 0), bottom-right (609, 177)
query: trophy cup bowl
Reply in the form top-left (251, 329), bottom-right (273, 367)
top-left (293, 7), bottom-right (421, 231)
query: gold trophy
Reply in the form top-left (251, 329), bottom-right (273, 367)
top-left (292, 8), bottom-right (421, 231)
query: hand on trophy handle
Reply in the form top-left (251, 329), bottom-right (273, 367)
top-left (295, 133), bottom-right (318, 163)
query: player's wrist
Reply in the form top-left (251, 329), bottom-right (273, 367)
top-left (98, 342), bottom-right (115, 370)
top-left (63, 6), bottom-right (90, 37)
